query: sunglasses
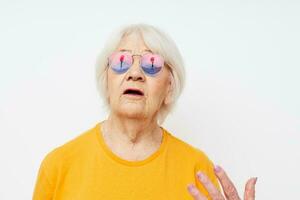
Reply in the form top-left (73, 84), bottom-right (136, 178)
top-left (107, 51), bottom-right (165, 76)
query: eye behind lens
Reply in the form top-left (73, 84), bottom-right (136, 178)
top-left (142, 66), bottom-right (162, 75)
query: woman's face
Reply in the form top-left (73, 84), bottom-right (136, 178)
top-left (107, 33), bottom-right (173, 120)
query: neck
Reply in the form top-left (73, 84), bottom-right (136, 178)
top-left (102, 112), bottom-right (162, 147)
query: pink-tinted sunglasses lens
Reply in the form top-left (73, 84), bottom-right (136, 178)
top-left (108, 52), bottom-right (132, 74)
top-left (108, 52), bottom-right (164, 75)
top-left (141, 53), bottom-right (164, 75)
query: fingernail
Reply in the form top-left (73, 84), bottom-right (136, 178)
top-left (187, 184), bottom-right (197, 195)
top-left (187, 184), bottom-right (193, 191)
top-left (196, 171), bottom-right (204, 180)
top-left (214, 165), bottom-right (221, 173)
top-left (253, 177), bottom-right (258, 184)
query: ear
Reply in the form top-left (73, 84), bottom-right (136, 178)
top-left (164, 76), bottom-right (174, 105)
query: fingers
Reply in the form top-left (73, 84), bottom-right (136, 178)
top-left (196, 171), bottom-right (224, 200)
top-left (213, 165), bottom-right (240, 200)
top-left (244, 177), bottom-right (257, 200)
top-left (187, 183), bottom-right (208, 200)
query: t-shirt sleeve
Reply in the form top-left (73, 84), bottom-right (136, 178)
top-left (32, 149), bottom-right (60, 200)
top-left (193, 148), bottom-right (221, 200)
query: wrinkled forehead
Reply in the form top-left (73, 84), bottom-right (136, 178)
top-left (116, 32), bottom-right (152, 54)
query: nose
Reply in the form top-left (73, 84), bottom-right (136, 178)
top-left (125, 56), bottom-right (145, 82)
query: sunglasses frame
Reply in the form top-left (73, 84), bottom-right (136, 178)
top-left (107, 51), bottom-right (166, 77)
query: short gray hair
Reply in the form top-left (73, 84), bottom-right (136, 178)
top-left (95, 23), bottom-right (186, 125)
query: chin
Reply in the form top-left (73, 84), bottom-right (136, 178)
top-left (118, 105), bottom-right (146, 118)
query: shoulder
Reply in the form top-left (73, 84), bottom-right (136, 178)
top-left (163, 127), bottom-right (214, 167)
top-left (163, 127), bottom-right (220, 189)
top-left (40, 123), bottom-right (98, 170)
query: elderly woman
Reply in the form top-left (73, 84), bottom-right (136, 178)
top-left (33, 24), bottom-right (257, 200)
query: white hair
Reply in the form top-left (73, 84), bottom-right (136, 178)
top-left (95, 23), bottom-right (186, 125)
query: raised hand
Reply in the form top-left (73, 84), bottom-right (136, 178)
top-left (187, 165), bottom-right (257, 200)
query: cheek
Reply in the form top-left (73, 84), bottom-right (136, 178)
top-left (147, 79), bottom-right (169, 102)
top-left (107, 73), bottom-right (122, 97)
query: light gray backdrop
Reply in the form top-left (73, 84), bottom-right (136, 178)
top-left (0, 0), bottom-right (299, 199)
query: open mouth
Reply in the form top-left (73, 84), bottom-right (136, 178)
top-left (123, 88), bottom-right (144, 96)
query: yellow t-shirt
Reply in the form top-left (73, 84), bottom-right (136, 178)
top-left (33, 121), bottom-right (220, 200)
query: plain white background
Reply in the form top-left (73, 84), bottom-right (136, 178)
top-left (1, 0), bottom-right (299, 199)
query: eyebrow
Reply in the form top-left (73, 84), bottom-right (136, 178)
top-left (119, 49), bottom-right (153, 53)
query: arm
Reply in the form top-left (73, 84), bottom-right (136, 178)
top-left (32, 161), bottom-right (55, 200)
top-left (32, 149), bottom-right (59, 200)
